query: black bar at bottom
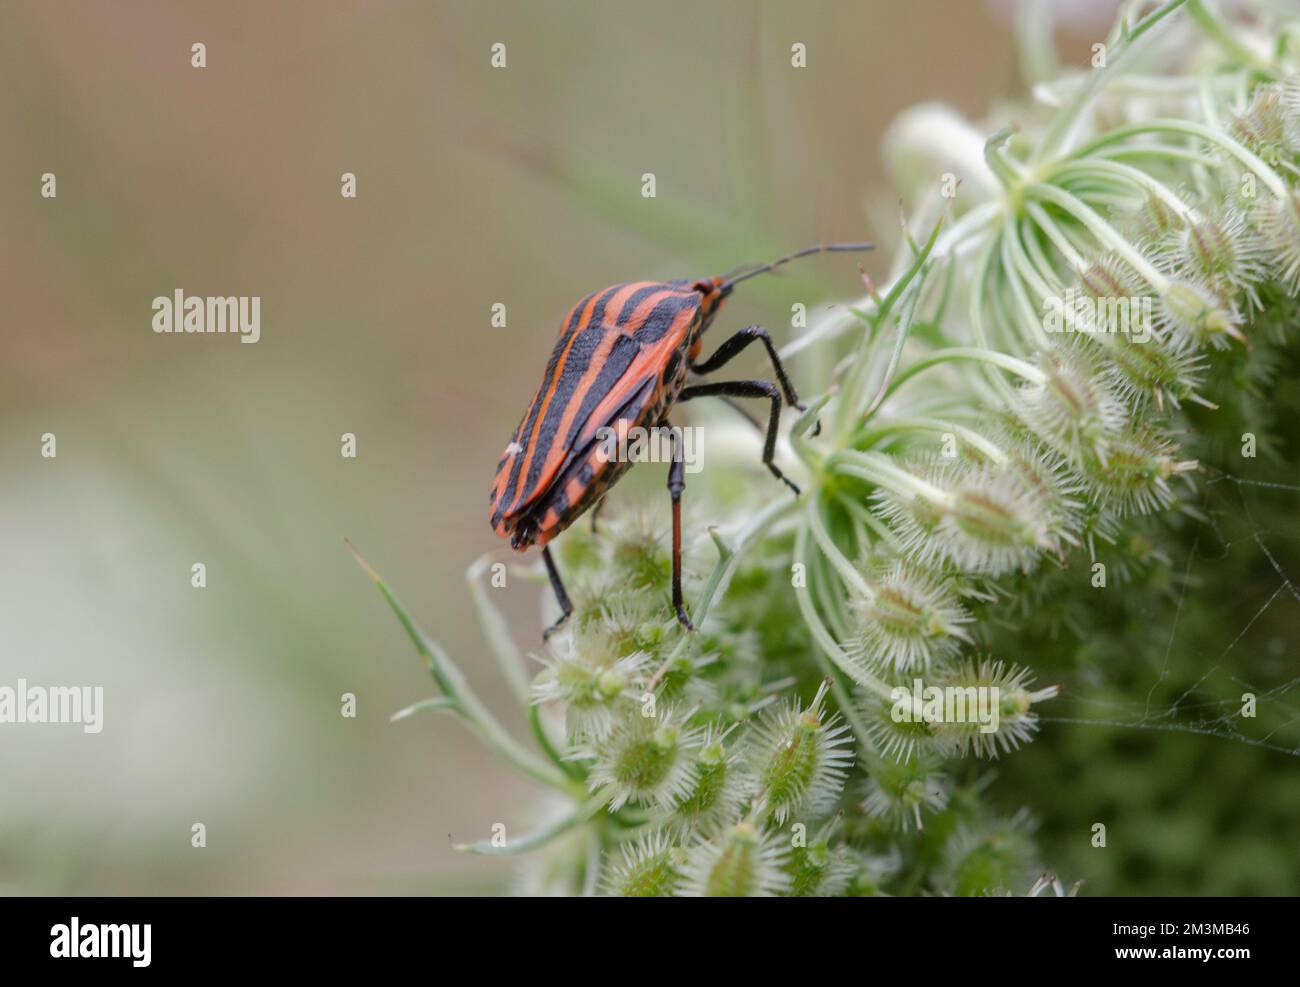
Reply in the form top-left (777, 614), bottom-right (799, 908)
top-left (0, 895), bottom-right (1282, 974)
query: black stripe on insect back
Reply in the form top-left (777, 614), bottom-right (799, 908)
top-left (528, 281), bottom-right (627, 436)
top-left (610, 282), bottom-right (668, 329)
top-left (631, 290), bottom-right (698, 345)
top-left (517, 319), bottom-right (610, 502)
top-left (541, 375), bottom-right (656, 527)
top-left (586, 284), bottom-right (624, 328)
top-left (497, 342), bottom-right (565, 509)
top-left (563, 288), bottom-right (602, 336)
top-left (562, 333), bottom-right (641, 448)
top-left (497, 288), bottom-right (603, 509)
top-left (548, 282), bottom-right (684, 455)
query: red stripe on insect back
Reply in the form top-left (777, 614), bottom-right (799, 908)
top-left (494, 287), bottom-right (612, 513)
top-left (550, 318), bottom-right (694, 480)
top-left (624, 288), bottom-right (698, 344)
top-left (489, 278), bottom-right (711, 543)
top-left (527, 282), bottom-right (651, 491)
top-left (501, 290), bottom-right (599, 461)
top-left (501, 366), bottom-right (659, 547)
top-left (616, 286), bottom-right (682, 336)
top-left (494, 281), bottom-right (678, 525)
top-left (532, 412), bottom-right (642, 548)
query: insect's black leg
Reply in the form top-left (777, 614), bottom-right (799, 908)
top-left (689, 324), bottom-right (818, 434)
top-left (679, 380), bottom-right (801, 495)
top-left (540, 545), bottom-right (574, 639)
top-left (589, 494), bottom-right (607, 535)
top-left (666, 430), bottom-right (693, 631)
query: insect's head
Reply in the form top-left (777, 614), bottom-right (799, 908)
top-left (691, 276), bottom-right (728, 324)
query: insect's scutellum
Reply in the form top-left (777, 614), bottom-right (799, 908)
top-left (488, 243), bottom-right (873, 635)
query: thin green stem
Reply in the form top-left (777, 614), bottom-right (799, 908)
top-left (1067, 119), bottom-right (1289, 198)
top-left (792, 525), bottom-right (887, 739)
top-left (1045, 158), bottom-right (1199, 220)
top-left (807, 496), bottom-right (874, 599)
top-left (348, 540), bottom-right (575, 794)
top-left (530, 703), bottom-right (584, 782)
top-left (829, 449), bottom-right (951, 504)
top-left (1000, 213), bottom-right (1053, 349)
top-left (870, 346), bottom-right (1046, 408)
top-left (1026, 183), bottom-right (1170, 290)
top-left (858, 417), bottom-right (1010, 463)
top-left (1026, 201), bottom-right (1089, 271)
top-left (1187, 0), bottom-right (1278, 76)
top-left (1034, 0), bottom-right (1191, 163)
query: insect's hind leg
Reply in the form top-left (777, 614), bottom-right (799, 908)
top-left (666, 431), bottom-right (694, 631)
top-left (679, 379), bottom-right (800, 495)
top-left (540, 545), bottom-right (574, 639)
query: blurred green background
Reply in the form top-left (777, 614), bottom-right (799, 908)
top-left (2, 0), bottom-right (1294, 895)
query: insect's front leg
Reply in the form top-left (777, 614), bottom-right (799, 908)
top-left (689, 324), bottom-right (820, 436)
top-left (666, 429), bottom-right (693, 631)
top-left (679, 380), bottom-right (800, 495)
top-left (540, 545), bottom-right (574, 639)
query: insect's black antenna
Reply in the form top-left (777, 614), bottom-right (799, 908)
top-left (721, 242), bottom-right (874, 293)
top-left (719, 259), bottom-right (767, 282)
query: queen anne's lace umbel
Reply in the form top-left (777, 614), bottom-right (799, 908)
top-left (364, 0), bottom-right (1300, 896)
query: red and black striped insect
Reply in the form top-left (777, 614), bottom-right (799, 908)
top-left (489, 242), bottom-right (873, 636)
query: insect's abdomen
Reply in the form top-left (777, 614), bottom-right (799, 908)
top-left (490, 280), bottom-right (704, 549)
top-left (522, 340), bottom-right (693, 548)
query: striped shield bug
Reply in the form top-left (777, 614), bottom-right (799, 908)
top-left (489, 242), bottom-right (873, 636)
